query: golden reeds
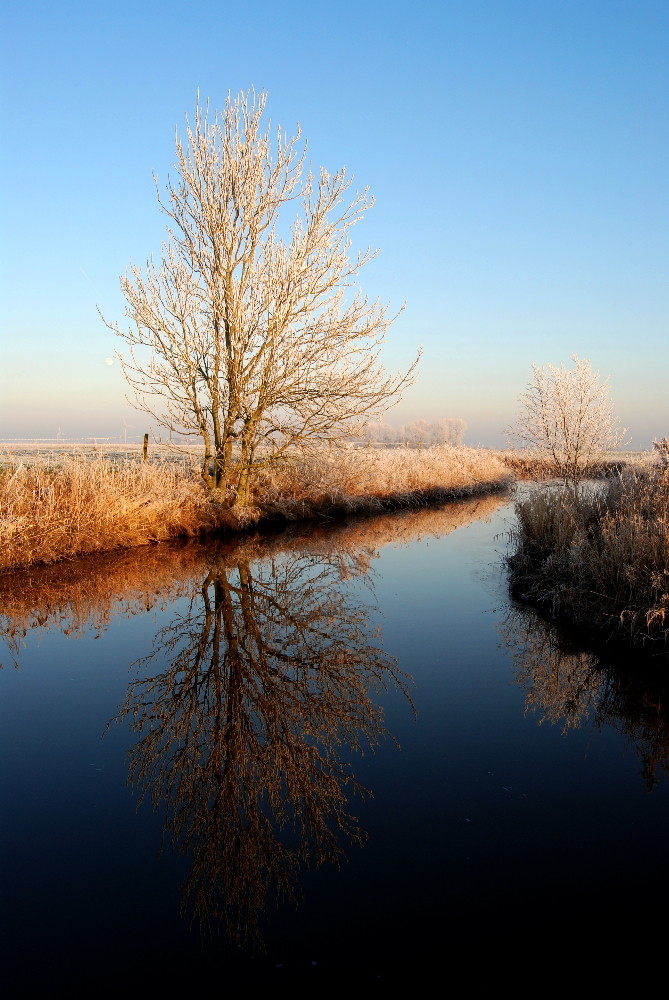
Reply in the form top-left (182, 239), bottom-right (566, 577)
top-left (0, 456), bottom-right (210, 572)
top-left (498, 450), bottom-right (642, 482)
top-left (0, 493), bottom-right (509, 676)
top-left (1, 445), bottom-right (512, 572)
top-left (508, 463), bottom-right (669, 645)
top-left (250, 445), bottom-right (512, 519)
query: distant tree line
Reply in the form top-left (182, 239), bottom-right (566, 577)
top-left (360, 418), bottom-right (467, 447)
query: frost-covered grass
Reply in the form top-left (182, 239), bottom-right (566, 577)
top-left (251, 445), bottom-right (512, 520)
top-left (498, 448), bottom-right (649, 482)
top-left (508, 457), bottom-right (669, 646)
top-left (0, 456), bottom-right (209, 571)
top-left (1, 444), bottom-right (512, 571)
top-left (0, 490), bottom-right (509, 655)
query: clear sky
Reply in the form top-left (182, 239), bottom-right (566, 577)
top-left (1, 0), bottom-right (667, 447)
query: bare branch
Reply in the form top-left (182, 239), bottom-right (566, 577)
top-left (507, 354), bottom-right (626, 485)
top-left (103, 89), bottom-right (418, 500)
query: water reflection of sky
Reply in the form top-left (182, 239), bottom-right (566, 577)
top-left (2, 493), bottom-right (668, 988)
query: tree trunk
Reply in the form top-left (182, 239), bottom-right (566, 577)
top-left (235, 462), bottom-right (252, 506)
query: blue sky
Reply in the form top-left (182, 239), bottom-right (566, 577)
top-left (1, 0), bottom-right (667, 446)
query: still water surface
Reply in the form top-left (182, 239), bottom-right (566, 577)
top-left (2, 491), bottom-right (668, 987)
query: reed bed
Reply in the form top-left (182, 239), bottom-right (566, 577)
top-left (251, 445), bottom-right (512, 520)
top-left (0, 492), bottom-right (508, 665)
top-left (1, 445), bottom-right (512, 571)
top-left (498, 449), bottom-right (648, 481)
top-left (508, 461), bottom-right (669, 646)
top-left (0, 456), bottom-right (210, 572)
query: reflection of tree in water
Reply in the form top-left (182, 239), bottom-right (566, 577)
top-left (501, 605), bottom-right (669, 790)
top-left (597, 668), bottom-right (669, 793)
top-left (500, 608), bottom-right (602, 733)
top-left (114, 546), bottom-right (412, 949)
top-left (0, 496), bottom-right (507, 945)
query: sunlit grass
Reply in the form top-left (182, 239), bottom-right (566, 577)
top-left (251, 445), bottom-right (512, 520)
top-left (508, 459), bottom-right (669, 645)
top-left (1, 445), bottom-right (512, 571)
top-left (497, 449), bottom-right (650, 482)
top-left (0, 455), bottom-right (209, 571)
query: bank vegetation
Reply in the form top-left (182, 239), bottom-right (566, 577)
top-left (1, 445), bottom-right (511, 572)
top-left (508, 443), bottom-right (669, 647)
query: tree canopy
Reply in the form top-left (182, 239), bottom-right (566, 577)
top-left (508, 354), bottom-right (625, 484)
top-left (106, 89), bottom-right (418, 503)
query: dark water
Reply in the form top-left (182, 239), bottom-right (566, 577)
top-left (2, 492), bottom-right (668, 988)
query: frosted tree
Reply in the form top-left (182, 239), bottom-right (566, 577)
top-left (398, 418), bottom-right (466, 447)
top-left (432, 418), bottom-right (466, 446)
top-left (105, 89), bottom-right (418, 504)
top-left (508, 354), bottom-right (626, 485)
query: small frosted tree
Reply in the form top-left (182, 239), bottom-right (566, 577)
top-left (508, 354), bottom-right (626, 485)
top-left (360, 421), bottom-right (395, 445)
top-left (401, 419), bottom-right (431, 448)
top-left (432, 417), bottom-right (466, 446)
top-left (397, 418), bottom-right (466, 448)
top-left (104, 89), bottom-right (418, 505)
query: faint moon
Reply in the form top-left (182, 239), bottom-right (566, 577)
top-left (104, 357), bottom-right (115, 366)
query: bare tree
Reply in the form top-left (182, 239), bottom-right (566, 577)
top-left (507, 354), bottom-right (626, 485)
top-left (396, 417), bottom-right (467, 448)
top-left (431, 417), bottom-right (467, 446)
top-left (104, 89), bottom-right (419, 504)
top-left (401, 418), bottom-right (431, 449)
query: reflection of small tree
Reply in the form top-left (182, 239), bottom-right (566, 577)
top-left (500, 607), bottom-right (602, 733)
top-left (508, 354), bottom-right (625, 486)
top-left (597, 666), bottom-right (669, 792)
top-left (500, 604), bottom-right (669, 789)
top-left (114, 546), bottom-right (411, 949)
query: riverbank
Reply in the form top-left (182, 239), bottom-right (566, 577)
top-left (499, 451), bottom-right (647, 481)
top-left (1, 445), bottom-right (512, 572)
top-left (508, 462), bottom-right (669, 647)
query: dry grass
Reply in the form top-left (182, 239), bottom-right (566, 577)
top-left (498, 449), bottom-right (647, 482)
top-left (0, 456), bottom-right (211, 572)
top-left (1, 444), bottom-right (512, 571)
top-left (250, 445), bottom-right (512, 520)
top-left (508, 461), bottom-right (669, 646)
top-left (0, 491), bottom-right (508, 667)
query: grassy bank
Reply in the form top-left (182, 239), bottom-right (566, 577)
top-left (498, 449), bottom-right (648, 481)
top-left (1, 445), bottom-right (512, 572)
top-left (508, 462), bottom-right (669, 647)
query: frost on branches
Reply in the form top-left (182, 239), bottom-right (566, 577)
top-left (104, 89), bottom-right (418, 504)
top-left (508, 354), bottom-right (626, 485)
